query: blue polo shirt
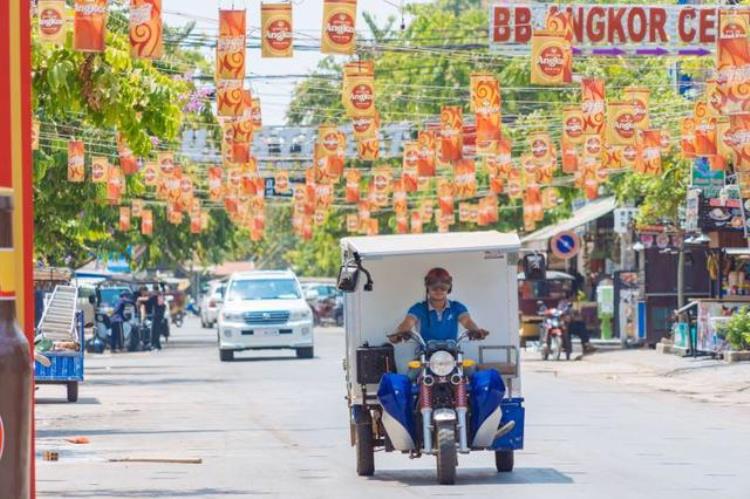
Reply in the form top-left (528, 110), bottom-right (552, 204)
top-left (407, 300), bottom-right (469, 342)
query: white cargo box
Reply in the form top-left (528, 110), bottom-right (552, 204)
top-left (340, 231), bottom-right (522, 405)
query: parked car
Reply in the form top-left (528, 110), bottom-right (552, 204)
top-left (201, 281), bottom-right (226, 328)
top-left (217, 270), bottom-right (314, 361)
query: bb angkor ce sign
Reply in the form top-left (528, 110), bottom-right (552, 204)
top-left (490, 3), bottom-right (732, 53)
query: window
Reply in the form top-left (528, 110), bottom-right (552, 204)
top-left (227, 279), bottom-right (301, 301)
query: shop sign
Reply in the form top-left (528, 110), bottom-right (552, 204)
top-left (491, 3), bottom-right (724, 53)
top-left (550, 230), bottom-right (581, 260)
top-left (698, 195), bottom-right (744, 232)
top-left (685, 189), bottom-right (700, 233)
top-left (691, 158), bottom-right (724, 198)
top-left (613, 207), bottom-right (638, 234)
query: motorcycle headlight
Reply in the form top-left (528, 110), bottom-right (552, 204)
top-left (291, 308), bottom-right (312, 321)
top-left (428, 350), bottom-right (457, 377)
top-left (222, 311), bottom-right (244, 322)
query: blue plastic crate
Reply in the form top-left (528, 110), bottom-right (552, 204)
top-left (35, 351), bottom-right (84, 382)
top-left (35, 311), bottom-right (85, 382)
top-left (492, 397), bottom-right (525, 450)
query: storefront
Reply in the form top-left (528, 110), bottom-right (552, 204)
top-left (521, 197), bottom-right (617, 338)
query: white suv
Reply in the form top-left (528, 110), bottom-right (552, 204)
top-left (217, 270), bottom-right (314, 361)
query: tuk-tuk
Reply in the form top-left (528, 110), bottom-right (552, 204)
top-left (339, 231), bottom-right (525, 484)
top-left (518, 270), bottom-right (575, 346)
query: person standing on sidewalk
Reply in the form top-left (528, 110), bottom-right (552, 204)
top-left (145, 288), bottom-right (166, 351)
top-left (110, 291), bottom-right (133, 352)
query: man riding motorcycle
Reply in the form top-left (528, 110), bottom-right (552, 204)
top-left (389, 267), bottom-right (489, 345)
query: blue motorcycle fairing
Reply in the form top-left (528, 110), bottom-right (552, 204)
top-left (377, 373), bottom-right (417, 451)
top-left (469, 369), bottom-right (506, 447)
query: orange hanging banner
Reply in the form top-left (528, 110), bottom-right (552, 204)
top-left (729, 114), bottom-right (750, 170)
top-left (74, 0), bottom-right (107, 52)
top-left (119, 206), bottom-right (131, 232)
top-left (261, 2), bottom-right (293, 58)
top-left (694, 100), bottom-right (718, 156)
top-left (130, 0), bottom-right (162, 59)
top-left (343, 63), bottom-right (375, 118)
top-left (581, 78), bottom-right (606, 136)
top-left (440, 106), bottom-right (463, 162)
top-left (562, 105), bottom-right (585, 145)
top-left (530, 30), bottom-right (572, 86)
top-left (251, 98), bottom-right (263, 129)
top-left (321, 0), bottom-right (357, 55)
top-left (417, 131), bottom-right (436, 177)
top-left (217, 10), bottom-right (247, 80)
top-left (680, 117), bottom-right (697, 159)
top-left (470, 73), bottom-right (501, 154)
top-left (640, 129), bottom-right (662, 175)
top-left (624, 87), bottom-right (650, 131)
top-left (141, 209), bottom-right (153, 235)
top-left (717, 9), bottom-right (750, 71)
top-left (38, 0), bottom-right (67, 44)
top-left (607, 101), bottom-right (636, 145)
top-left (91, 156), bottom-right (108, 183)
top-left (216, 80), bottom-right (247, 118)
top-left (67, 140), bottom-right (85, 182)
top-left (402, 142), bottom-right (419, 192)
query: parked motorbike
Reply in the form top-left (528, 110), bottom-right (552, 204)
top-left (538, 301), bottom-right (572, 361)
top-left (372, 330), bottom-right (515, 485)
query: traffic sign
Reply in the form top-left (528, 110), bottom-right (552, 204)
top-left (550, 231), bottom-right (581, 260)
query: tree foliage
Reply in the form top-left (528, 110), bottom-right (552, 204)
top-left (32, 9), bottom-right (242, 269)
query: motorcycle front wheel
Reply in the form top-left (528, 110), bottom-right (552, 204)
top-left (550, 335), bottom-right (562, 361)
top-left (436, 423), bottom-right (457, 485)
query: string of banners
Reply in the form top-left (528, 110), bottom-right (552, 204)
top-left (36, 0), bottom-right (360, 57)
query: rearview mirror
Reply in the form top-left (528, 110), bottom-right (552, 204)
top-left (337, 265), bottom-right (360, 293)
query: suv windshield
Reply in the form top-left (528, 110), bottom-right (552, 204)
top-left (227, 279), bottom-right (301, 301)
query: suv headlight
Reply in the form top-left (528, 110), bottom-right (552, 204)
top-left (291, 308), bottom-right (312, 321)
top-left (429, 350), bottom-right (457, 377)
top-left (222, 311), bottom-right (244, 322)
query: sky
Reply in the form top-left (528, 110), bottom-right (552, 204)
top-left (162, 0), bottom-right (432, 126)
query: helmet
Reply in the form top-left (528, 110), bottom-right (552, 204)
top-left (424, 267), bottom-right (452, 292)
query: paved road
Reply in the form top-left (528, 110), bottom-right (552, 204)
top-left (36, 318), bottom-right (749, 498)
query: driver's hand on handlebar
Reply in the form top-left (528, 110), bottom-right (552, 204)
top-left (467, 328), bottom-right (490, 340)
top-left (388, 331), bottom-right (411, 344)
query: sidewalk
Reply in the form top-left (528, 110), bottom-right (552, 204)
top-left (522, 346), bottom-right (750, 407)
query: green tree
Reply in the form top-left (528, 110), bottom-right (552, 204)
top-left (32, 9), bottom-right (241, 269)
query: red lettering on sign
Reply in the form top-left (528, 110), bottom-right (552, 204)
top-left (679, 8), bottom-right (697, 43)
top-left (515, 7), bottom-right (531, 44)
top-left (587, 6), bottom-right (606, 43)
top-left (607, 8), bottom-right (626, 44)
top-left (493, 7), bottom-right (510, 42)
top-left (699, 8), bottom-right (716, 44)
top-left (569, 6), bottom-right (584, 44)
top-left (628, 8), bottom-right (647, 43)
top-left (649, 8), bottom-right (667, 43)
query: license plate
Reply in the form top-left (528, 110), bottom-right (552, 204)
top-left (256, 328), bottom-right (278, 337)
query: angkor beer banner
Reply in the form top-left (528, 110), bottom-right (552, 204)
top-left (321, 0), bottom-right (357, 55)
top-left (74, 0), bottom-right (107, 52)
top-left (130, 0), bottom-right (163, 59)
top-left (581, 78), bottom-right (605, 135)
top-left (217, 10), bottom-right (246, 80)
top-left (530, 30), bottom-right (571, 85)
top-left (562, 105), bottom-right (584, 144)
top-left (717, 8), bottom-right (750, 71)
top-left (342, 61), bottom-right (375, 118)
top-left (606, 101), bottom-right (635, 145)
top-left (261, 3), bottom-right (293, 58)
top-left (491, 4), bottom-right (738, 52)
top-left (440, 106), bottom-right (463, 162)
top-left (38, 0), bottom-right (66, 44)
top-left (624, 87), bottom-right (650, 130)
top-left (470, 73), bottom-right (501, 152)
top-left (640, 129), bottom-right (662, 175)
top-left (67, 140), bottom-right (85, 182)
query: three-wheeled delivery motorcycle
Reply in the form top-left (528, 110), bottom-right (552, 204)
top-left (338, 231), bottom-right (525, 485)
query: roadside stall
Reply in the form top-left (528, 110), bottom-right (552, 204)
top-left (339, 231), bottom-right (524, 484)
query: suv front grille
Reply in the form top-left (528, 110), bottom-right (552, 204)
top-left (244, 311), bottom-right (290, 324)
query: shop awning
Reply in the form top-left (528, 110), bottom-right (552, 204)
top-left (521, 197), bottom-right (617, 250)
